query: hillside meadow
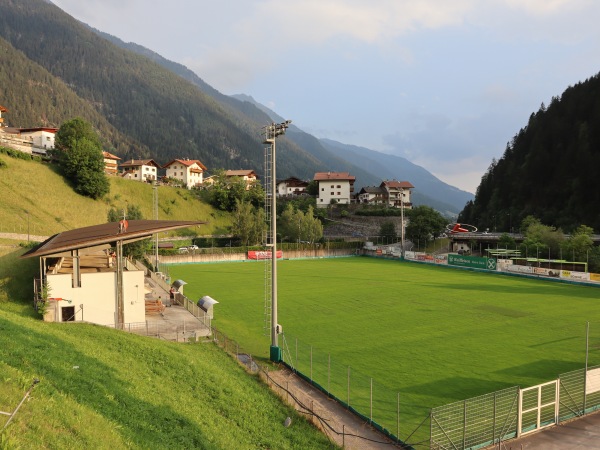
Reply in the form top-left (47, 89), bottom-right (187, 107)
top-left (168, 257), bottom-right (600, 443)
top-left (0, 154), bottom-right (230, 237)
top-left (0, 245), bottom-right (338, 449)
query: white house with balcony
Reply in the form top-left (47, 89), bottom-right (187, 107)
top-left (119, 159), bottom-right (160, 182)
top-left (225, 170), bottom-right (258, 190)
top-left (314, 172), bottom-right (356, 207)
top-left (277, 177), bottom-right (309, 197)
top-left (357, 186), bottom-right (386, 205)
top-left (163, 158), bottom-right (207, 189)
top-left (19, 127), bottom-right (58, 152)
top-left (102, 151), bottom-right (121, 176)
top-left (380, 180), bottom-right (414, 209)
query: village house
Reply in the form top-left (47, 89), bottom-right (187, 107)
top-left (0, 105), bottom-right (7, 126)
top-left (0, 119), bottom-right (58, 156)
top-left (314, 171), bottom-right (356, 207)
top-left (225, 169), bottom-right (258, 190)
top-left (163, 158), bottom-right (207, 189)
top-left (102, 151), bottom-right (121, 175)
top-left (357, 186), bottom-right (386, 205)
top-left (380, 180), bottom-right (414, 209)
top-left (119, 159), bottom-right (160, 182)
top-left (277, 177), bottom-right (309, 197)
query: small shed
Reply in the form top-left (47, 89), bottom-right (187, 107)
top-left (197, 296), bottom-right (219, 319)
top-left (171, 279), bottom-right (187, 295)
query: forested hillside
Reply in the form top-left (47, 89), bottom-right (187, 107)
top-left (0, 0), bottom-right (316, 176)
top-left (459, 73), bottom-right (600, 232)
top-left (0, 0), bottom-right (474, 215)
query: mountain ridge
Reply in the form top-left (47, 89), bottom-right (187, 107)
top-left (1, 0), bottom-right (472, 215)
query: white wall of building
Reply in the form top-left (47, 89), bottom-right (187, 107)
top-left (47, 270), bottom-right (145, 325)
top-left (317, 180), bottom-right (351, 207)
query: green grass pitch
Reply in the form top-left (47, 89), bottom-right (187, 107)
top-left (168, 256), bottom-right (600, 442)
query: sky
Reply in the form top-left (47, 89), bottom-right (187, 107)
top-left (51, 0), bottom-right (600, 194)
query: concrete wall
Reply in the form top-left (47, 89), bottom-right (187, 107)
top-left (159, 247), bottom-right (358, 264)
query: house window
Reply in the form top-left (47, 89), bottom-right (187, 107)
top-left (321, 188), bottom-right (324, 191)
top-left (331, 185), bottom-right (334, 188)
top-left (338, 192), bottom-right (341, 195)
top-left (337, 185), bottom-right (341, 188)
top-left (331, 192), bottom-right (334, 195)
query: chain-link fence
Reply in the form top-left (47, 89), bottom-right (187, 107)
top-left (279, 322), bottom-right (600, 450)
top-left (430, 387), bottom-right (519, 449)
top-left (280, 333), bottom-right (429, 448)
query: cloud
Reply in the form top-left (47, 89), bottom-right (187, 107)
top-left (502, 0), bottom-right (590, 16)
top-left (247, 0), bottom-right (473, 44)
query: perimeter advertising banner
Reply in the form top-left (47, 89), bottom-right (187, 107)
top-left (248, 250), bottom-right (283, 260)
top-left (448, 254), bottom-right (497, 271)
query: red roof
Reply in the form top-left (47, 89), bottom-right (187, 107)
top-left (163, 159), bottom-right (207, 170)
top-left (381, 180), bottom-right (414, 189)
top-left (314, 172), bottom-right (356, 182)
top-left (102, 151), bottom-right (121, 161)
top-left (19, 127), bottom-right (58, 133)
top-left (0, 105), bottom-right (8, 113)
top-left (119, 159), bottom-right (160, 168)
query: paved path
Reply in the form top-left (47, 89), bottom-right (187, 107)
top-left (0, 232), bottom-right (49, 242)
top-left (266, 367), bottom-right (402, 449)
top-left (495, 410), bottom-right (600, 449)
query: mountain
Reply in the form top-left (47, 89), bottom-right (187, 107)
top-left (458, 73), bottom-right (600, 232)
top-left (0, 0), bottom-right (317, 177)
top-left (0, 0), bottom-right (471, 215)
top-left (96, 29), bottom-right (474, 216)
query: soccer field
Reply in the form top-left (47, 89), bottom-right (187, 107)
top-left (168, 257), bottom-right (600, 442)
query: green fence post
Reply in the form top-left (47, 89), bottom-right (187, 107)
top-left (370, 377), bottom-right (373, 424)
top-left (347, 366), bottom-right (351, 408)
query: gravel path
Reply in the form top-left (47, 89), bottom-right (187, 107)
top-left (0, 232), bottom-right (49, 242)
top-left (265, 367), bottom-right (403, 449)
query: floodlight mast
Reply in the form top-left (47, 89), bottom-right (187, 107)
top-left (263, 120), bottom-right (291, 362)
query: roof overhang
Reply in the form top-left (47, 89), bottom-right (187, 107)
top-left (21, 220), bottom-right (205, 259)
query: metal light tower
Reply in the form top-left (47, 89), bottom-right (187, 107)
top-left (263, 120), bottom-right (291, 362)
top-left (400, 191), bottom-right (405, 258)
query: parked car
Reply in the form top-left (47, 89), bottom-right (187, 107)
top-left (188, 245), bottom-right (199, 251)
top-left (178, 247), bottom-right (189, 253)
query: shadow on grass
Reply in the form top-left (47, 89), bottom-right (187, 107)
top-left (494, 359), bottom-right (583, 379)
top-left (0, 247), bottom-right (40, 315)
top-left (0, 316), bottom-right (209, 448)
top-left (400, 376), bottom-right (516, 401)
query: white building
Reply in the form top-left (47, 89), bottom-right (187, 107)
top-left (277, 177), bottom-right (309, 197)
top-left (380, 180), bottom-right (414, 209)
top-left (225, 170), bottom-right (258, 190)
top-left (163, 159), bottom-right (207, 189)
top-left (102, 151), bottom-right (121, 175)
top-left (314, 172), bottom-right (356, 207)
top-left (22, 220), bottom-right (205, 327)
top-left (119, 159), bottom-right (160, 182)
top-left (19, 127), bottom-right (58, 151)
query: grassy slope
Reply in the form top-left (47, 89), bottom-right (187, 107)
top-left (0, 247), bottom-right (337, 449)
top-left (0, 160), bottom-right (336, 448)
top-left (168, 258), bottom-right (600, 441)
top-left (0, 156), bottom-right (230, 237)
